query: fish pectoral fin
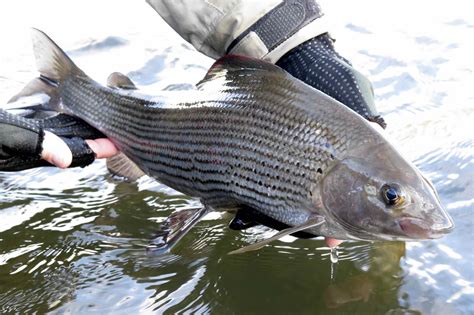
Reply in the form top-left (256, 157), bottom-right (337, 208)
top-left (147, 206), bottom-right (208, 253)
top-left (106, 153), bottom-right (145, 182)
top-left (228, 215), bottom-right (325, 255)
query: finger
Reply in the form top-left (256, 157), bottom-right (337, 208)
top-left (325, 238), bottom-right (343, 248)
top-left (85, 138), bottom-right (119, 159)
top-left (40, 131), bottom-right (73, 168)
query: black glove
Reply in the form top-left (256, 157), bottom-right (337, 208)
top-left (276, 34), bottom-right (386, 128)
top-left (0, 109), bottom-right (44, 159)
top-left (0, 108), bottom-right (102, 171)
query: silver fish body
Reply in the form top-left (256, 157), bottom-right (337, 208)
top-left (31, 29), bottom-right (454, 242)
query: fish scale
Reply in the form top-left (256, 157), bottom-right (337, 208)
top-left (30, 29), bottom-right (454, 243)
top-left (54, 59), bottom-right (372, 229)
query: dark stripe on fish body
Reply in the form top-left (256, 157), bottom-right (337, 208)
top-left (29, 30), bottom-right (454, 241)
top-left (56, 60), bottom-right (376, 226)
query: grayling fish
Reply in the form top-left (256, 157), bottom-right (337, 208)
top-left (29, 29), bottom-right (454, 253)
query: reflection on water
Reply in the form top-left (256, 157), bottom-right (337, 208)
top-left (0, 0), bottom-right (473, 314)
top-left (0, 164), bottom-right (467, 314)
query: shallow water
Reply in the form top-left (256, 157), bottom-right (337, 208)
top-left (0, 0), bottom-right (473, 314)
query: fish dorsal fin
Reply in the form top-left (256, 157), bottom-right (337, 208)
top-left (196, 55), bottom-right (287, 90)
top-left (106, 153), bottom-right (145, 181)
top-left (228, 215), bottom-right (325, 255)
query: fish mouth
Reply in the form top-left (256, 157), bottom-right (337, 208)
top-left (397, 216), bottom-right (454, 239)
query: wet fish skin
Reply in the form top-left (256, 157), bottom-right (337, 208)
top-left (0, 107), bottom-right (103, 171)
top-left (30, 28), bottom-right (454, 242)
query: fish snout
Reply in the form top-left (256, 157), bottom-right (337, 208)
top-left (398, 214), bottom-right (454, 239)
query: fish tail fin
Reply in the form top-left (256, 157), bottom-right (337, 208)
top-left (32, 28), bottom-right (92, 112)
top-left (31, 28), bottom-right (88, 112)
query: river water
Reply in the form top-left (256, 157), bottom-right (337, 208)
top-left (0, 0), bottom-right (473, 314)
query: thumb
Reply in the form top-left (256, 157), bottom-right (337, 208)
top-left (325, 238), bottom-right (343, 248)
top-left (40, 131), bottom-right (73, 168)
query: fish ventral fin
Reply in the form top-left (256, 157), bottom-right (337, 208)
top-left (31, 28), bottom-right (85, 92)
top-left (147, 207), bottom-right (208, 253)
top-left (196, 55), bottom-right (287, 90)
top-left (228, 215), bottom-right (325, 255)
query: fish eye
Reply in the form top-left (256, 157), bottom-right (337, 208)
top-left (381, 183), bottom-right (404, 206)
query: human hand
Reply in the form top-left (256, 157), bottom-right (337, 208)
top-left (325, 238), bottom-right (343, 248)
top-left (0, 73), bottom-right (129, 171)
top-left (40, 136), bottom-right (118, 167)
top-left (84, 138), bottom-right (119, 159)
top-left (276, 34), bottom-right (386, 129)
top-left (0, 108), bottom-right (106, 171)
